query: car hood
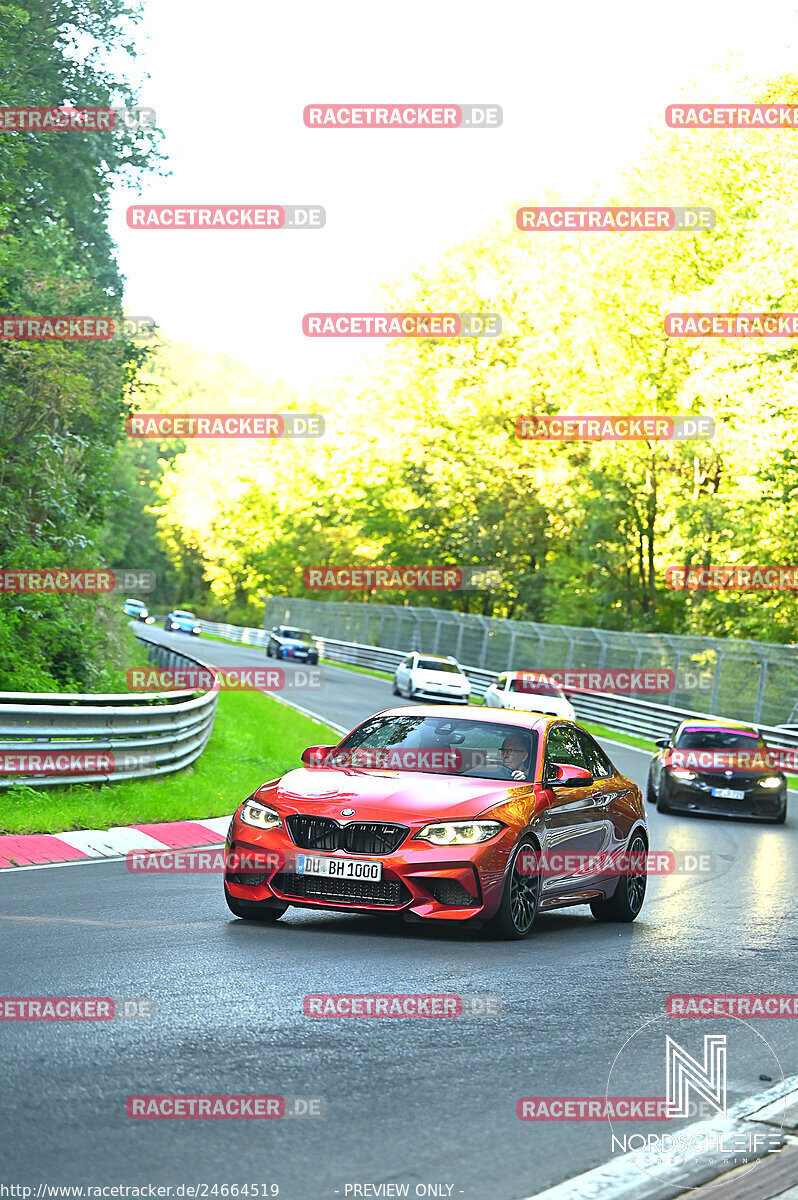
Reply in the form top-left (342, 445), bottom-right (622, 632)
top-left (254, 766), bottom-right (515, 822)
top-left (415, 670), bottom-right (467, 684)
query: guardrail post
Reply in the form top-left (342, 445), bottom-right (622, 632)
top-left (753, 658), bottom-right (769, 725)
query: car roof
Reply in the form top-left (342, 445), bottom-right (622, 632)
top-left (677, 718), bottom-right (758, 736)
top-left (380, 704), bottom-right (560, 730)
top-left (125, 598), bottom-right (145, 604)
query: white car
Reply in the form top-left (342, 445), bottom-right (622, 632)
top-left (392, 652), bottom-right (471, 703)
top-left (483, 671), bottom-right (576, 719)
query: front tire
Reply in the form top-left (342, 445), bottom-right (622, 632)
top-left (646, 768), bottom-right (657, 804)
top-left (590, 833), bottom-right (647, 923)
top-left (224, 885), bottom-right (288, 922)
top-left (487, 837), bottom-right (541, 940)
top-left (392, 677), bottom-right (400, 695)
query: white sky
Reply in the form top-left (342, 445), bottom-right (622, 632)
top-left (109, 0), bottom-right (798, 389)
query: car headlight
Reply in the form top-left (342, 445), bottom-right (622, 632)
top-left (415, 820), bottom-right (504, 845)
top-left (758, 776), bottom-right (783, 789)
top-left (239, 800), bottom-right (282, 831)
top-left (670, 768), bottom-right (697, 780)
top-left (193, 625), bottom-right (201, 633)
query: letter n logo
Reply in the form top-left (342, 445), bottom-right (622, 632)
top-left (666, 1035), bottom-right (726, 1118)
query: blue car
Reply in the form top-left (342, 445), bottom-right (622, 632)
top-left (165, 609), bottom-right (202, 636)
top-left (123, 598), bottom-right (154, 624)
top-left (266, 625), bottom-right (318, 664)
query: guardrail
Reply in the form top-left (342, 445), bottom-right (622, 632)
top-left (198, 621), bottom-right (798, 751)
top-left (0, 631), bottom-right (219, 789)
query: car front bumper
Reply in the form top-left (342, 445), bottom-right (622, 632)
top-left (225, 823), bottom-right (517, 920)
top-left (663, 773), bottom-right (787, 820)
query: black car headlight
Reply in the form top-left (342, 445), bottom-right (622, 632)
top-left (758, 776), bottom-right (783, 789)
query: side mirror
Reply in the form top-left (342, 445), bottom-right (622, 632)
top-left (301, 744), bottom-right (335, 767)
top-left (547, 763), bottom-right (593, 787)
top-left (654, 737), bottom-right (671, 749)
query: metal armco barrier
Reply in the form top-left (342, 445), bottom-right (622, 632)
top-left (262, 596), bottom-right (798, 727)
top-left (198, 620), bottom-right (798, 751)
top-left (0, 631), bottom-right (219, 789)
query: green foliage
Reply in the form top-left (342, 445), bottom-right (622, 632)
top-left (0, 0), bottom-right (162, 689)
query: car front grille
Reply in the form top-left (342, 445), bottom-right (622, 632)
top-left (286, 815), bottom-right (408, 854)
top-left (272, 871), bottom-right (411, 907)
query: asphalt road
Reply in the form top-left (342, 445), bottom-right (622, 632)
top-left (0, 627), bottom-right (796, 1198)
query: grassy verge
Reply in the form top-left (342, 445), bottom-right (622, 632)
top-left (0, 690), bottom-right (340, 835)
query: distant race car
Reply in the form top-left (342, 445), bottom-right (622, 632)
top-left (123, 598), bottom-right (154, 624)
top-left (164, 609), bottom-right (202, 636)
top-left (224, 706), bottom-right (648, 938)
top-left (484, 671), bottom-right (575, 719)
top-left (646, 719), bottom-right (786, 823)
top-left (266, 626), bottom-right (319, 664)
top-left (393, 653), bottom-right (471, 703)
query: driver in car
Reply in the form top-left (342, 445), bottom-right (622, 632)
top-left (500, 734), bottom-right (532, 780)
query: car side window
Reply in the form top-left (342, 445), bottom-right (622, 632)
top-left (496, 674), bottom-right (506, 690)
top-left (402, 655), bottom-right (413, 668)
top-left (576, 730), bottom-right (613, 778)
top-left (544, 724), bottom-right (589, 779)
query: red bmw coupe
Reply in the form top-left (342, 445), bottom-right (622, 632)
top-left (224, 706), bottom-right (647, 939)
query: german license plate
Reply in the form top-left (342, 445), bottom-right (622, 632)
top-left (711, 787), bottom-right (746, 800)
top-left (295, 854), bottom-right (382, 881)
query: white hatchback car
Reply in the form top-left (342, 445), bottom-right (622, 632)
top-left (483, 671), bottom-right (576, 719)
top-left (392, 652), bottom-right (471, 703)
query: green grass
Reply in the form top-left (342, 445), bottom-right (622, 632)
top-left (0, 690), bottom-right (340, 835)
top-left (580, 723), bottom-right (656, 752)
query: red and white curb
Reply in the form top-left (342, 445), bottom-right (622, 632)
top-left (0, 816), bottom-right (232, 871)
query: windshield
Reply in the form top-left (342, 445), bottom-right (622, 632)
top-left (417, 658), bottom-right (459, 673)
top-left (173, 610), bottom-right (196, 619)
top-left (281, 628), bottom-right (312, 641)
top-left (328, 714), bottom-right (538, 781)
top-left (510, 677), bottom-right (562, 697)
top-left (675, 728), bottom-right (760, 750)
top-left (126, 599), bottom-right (145, 608)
